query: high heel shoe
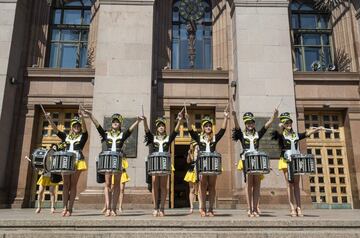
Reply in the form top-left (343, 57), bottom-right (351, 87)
top-left (200, 209), bottom-right (206, 217)
top-left (296, 207), bottom-right (304, 217)
top-left (105, 209), bottom-right (111, 217)
top-left (290, 209), bottom-right (297, 217)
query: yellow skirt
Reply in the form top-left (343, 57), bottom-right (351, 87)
top-left (111, 172), bottom-right (130, 184)
top-left (172, 164), bottom-right (175, 172)
top-left (237, 160), bottom-right (265, 180)
top-left (184, 171), bottom-right (197, 183)
top-left (37, 175), bottom-right (57, 187)
top-left (278, 157), bottom-right (288, 171)
top-left (75, 160), bottom-right (87, 171)
top-left (122, 159), bottom-right (129, 169)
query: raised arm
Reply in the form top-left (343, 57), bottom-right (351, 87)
top-left (264, 108), bottom-right (279, 129)
top-left (232, 110), bottom-right (241, 129)
top-left (174, 109), bottom-right (184, 132)
top-left (129, 116), bottom-right (142, 133)
top-left (142, 116), bottom-right (150, 133)
top-left (221, 105), bottom-right (230, 130)
top-left (305, 127), bottom-right (324, 137)
top-left (84, 109), bottom-right (100, 128)
top-left (78, 108), bottom-right (87, 133)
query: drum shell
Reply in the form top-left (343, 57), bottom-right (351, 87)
top-left (290, 154), bottom-right (316, 175)
top-left (50, 151), bottom-right (76, 174)
top-left (196, 152), bottom-right (222, 176)
top-left (97, 151), bottom-right (123, 174)
top-left (147, 152), bottom-right (171, 176)
top-left (244, 151), bottom-right (270, 174)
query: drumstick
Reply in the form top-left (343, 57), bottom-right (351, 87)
top-left (310, 126), bottom-right (337, 132)
top-left (25, 156), bottom-right (31, 162)
top-left (40, 104), bottom-right (47, 115)
top-left (224, 103), bottom-right (229, 113)
top-left (141, 104), bottom-right (145, 117)
top-left (270, 168), bottom-right (280, 176)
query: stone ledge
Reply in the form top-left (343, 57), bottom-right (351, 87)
top-left (233, 0), bottom-right (289, 8)
top-left (25, 67), bottom-right (95, 79)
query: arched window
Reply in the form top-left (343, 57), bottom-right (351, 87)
top-left (48, 0), bottom-right (92, 68)
top-left (290, 0), bottom-right (332, 71)
top-left (171, 0), bottom-right (212, 70)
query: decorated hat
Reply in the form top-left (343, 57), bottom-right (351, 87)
top-left (243, 112), bottom-right (255, 124)
top-left (279, 112), bottom-right (293, 123)
top-left (155, 117), bottom-right (166, 127)
top-left (111, 113), bottom-right (124, 123)
top-left (201, 116), bottom-right (213, 128)
top-left (70, 116), bottom-right (81, 127)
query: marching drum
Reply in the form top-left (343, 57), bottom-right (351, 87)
top-left (147, 152), bottom-right (171, 176)
top-left (196, 152), bottom-right (222, 176)
top-left (97, 151), bottom-right (123, 174)
top-left (244, 151), bottom-right (270, 174)
top-left (31, 148), bottom-right (55, 171)
top-left (50, 151), bottom-right (76, 174)
top-left (289, 154), bottom-right (316, 175)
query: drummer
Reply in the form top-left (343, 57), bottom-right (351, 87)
top-left (86, 111), bottom-right (142, 217)
top-left (185, 108), bottom-right (229, 217)
top-left (184, 140), bottom-right (200, 214)
top-left (271, 112), bottom-right (323, 217)
top-left (232, 109), bottom-right (278, 217)
top-left (26, 143), bottom-right (59, 214)
top-left (143, 111), bottom-right (184, 217)
top-left (44, 108), bottom-right (88, 217)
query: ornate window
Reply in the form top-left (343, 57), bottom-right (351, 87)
top-left (290, 0), bottom-right (333, 71)
top-left (171, 0), bottom-right (212, 69)
top-left (47, 0), bottom-right (92, 68)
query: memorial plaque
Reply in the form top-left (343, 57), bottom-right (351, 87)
top-left (255, 117), bottom-right (281, 159)
top-left (103, 117), bottom-right (138, 158)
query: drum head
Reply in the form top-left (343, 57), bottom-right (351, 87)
top-left (44, 149), bottom-right (55, 173)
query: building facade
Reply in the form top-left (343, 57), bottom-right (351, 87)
top-left (0, 0), bottom-right (360, 209)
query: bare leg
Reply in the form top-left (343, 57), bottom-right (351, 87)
top-left (49, 185), bottom-right (56, 213)
top-left (104, 173), bottom-right (112, 216)
top-left (152, 176), bottom-right (159, 216)
top-left (199, 175), bottom-right (208, 216)
top-left (253, 175), bottom-right (261, 217)
top-left (207, 175), bottom-right (217, 216)
top-left (247, 175), bottom-right (254, 216)
top-left (119, 182), bottom-right (125, 213)
top-left (189, 182), bottom-right (195, 213)
top-left (62, 174), bottom-right (71, 216)
top-left (68, 171), bottom-right (81, 216)
top-left (293, 175), bottom-right (303, 216)
top-left (159, 175), bottom-right (168, 216)
top-left (112, 173), bottom-right (121, 216)
top-left (284, 171), bottom-right (296, 216)
top-left (36, 185), bottom-right (45, 213)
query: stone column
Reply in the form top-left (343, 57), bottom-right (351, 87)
top-left (80, 0), bottom-right (154, 206)
top-left (231, 0), bottom-right (298, 204)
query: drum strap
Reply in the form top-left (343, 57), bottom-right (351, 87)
top-left (154, 136), bottom-right (169, 152)
top-left (200, 135), bottom-right (215, 153)
top-left (107, 131), bottom-right (123, 152)
top-left (243, 131), bottom-right (259, 152)
top-left (283, 131), bottom-right (300, 157)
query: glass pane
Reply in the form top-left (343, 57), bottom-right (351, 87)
top-left (51, 29), bottom-right (60, 41)
top-left (63, 10), bottom-right (82, 24)
top-left (83, 10), bottom-right (91, 25)
top-left (60, 44), bottom-right (78, 68)
top-left (79, 44), bottom-right (88, 67)
top-left (291, 2), bottom-right (300, 11)
top-left (49, 43), bottom-right (59, 67)
top-left (172, 25), bottom-right (179, 38)
top-left (53, 9), bottom-right (62, 24)
top-left (300, 3), bottom-right (315, 11)
top-left (61, 30), bottom-right (80, 41)
top-left (81, 30), bottom-right (89, 41)
top-left (319, 15), bottom-right (330, 29)
top-left (82, 0), bottom-right (93, 6)
top-left (291, 15), bottom-right (299, 29)
top-left (322, 34), bottom-right (330, 45)
top-left (304, 47), bottom-right (321, 71)
top-left (173, 7), bottom-right (179, 21)
top-left (172, 40), bottom-right (179, 69)
top-left (323, 47), bottom-right (332, 66)
top-left (294, 47), bottom-right (302, 71)
top-left (300, 14), bottom-right (317, 28)
top-left (303, 34), bottom-right (321, 45)
top-left (64, 1), bottom-right (82, 6)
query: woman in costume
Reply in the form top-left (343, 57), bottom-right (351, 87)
top-left (184, 140), bottom-right (200, 214)
top-left (271, 112), bottom-right (323, 217)
top-left (85, 111), bottom-right (142, 217)
top-left (45, 108), bottom-right (88, 217)
top-left (186, 108), bottom-right (229, 217)
top-left (232, 109), bottom-right (278, 217)
top-left (143, 111), bottom-right (183, 217)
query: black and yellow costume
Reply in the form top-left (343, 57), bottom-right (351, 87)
top-left (188, 117), bottom-right (225, 154)
top-left (271, 112), bottom-right (308, 182)
top-left (96, 114), bottom-right (132, 184)
top-left (184, 140), bottom-right (198, 183)
top-left (56, 117), bottom-right (88, 171)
